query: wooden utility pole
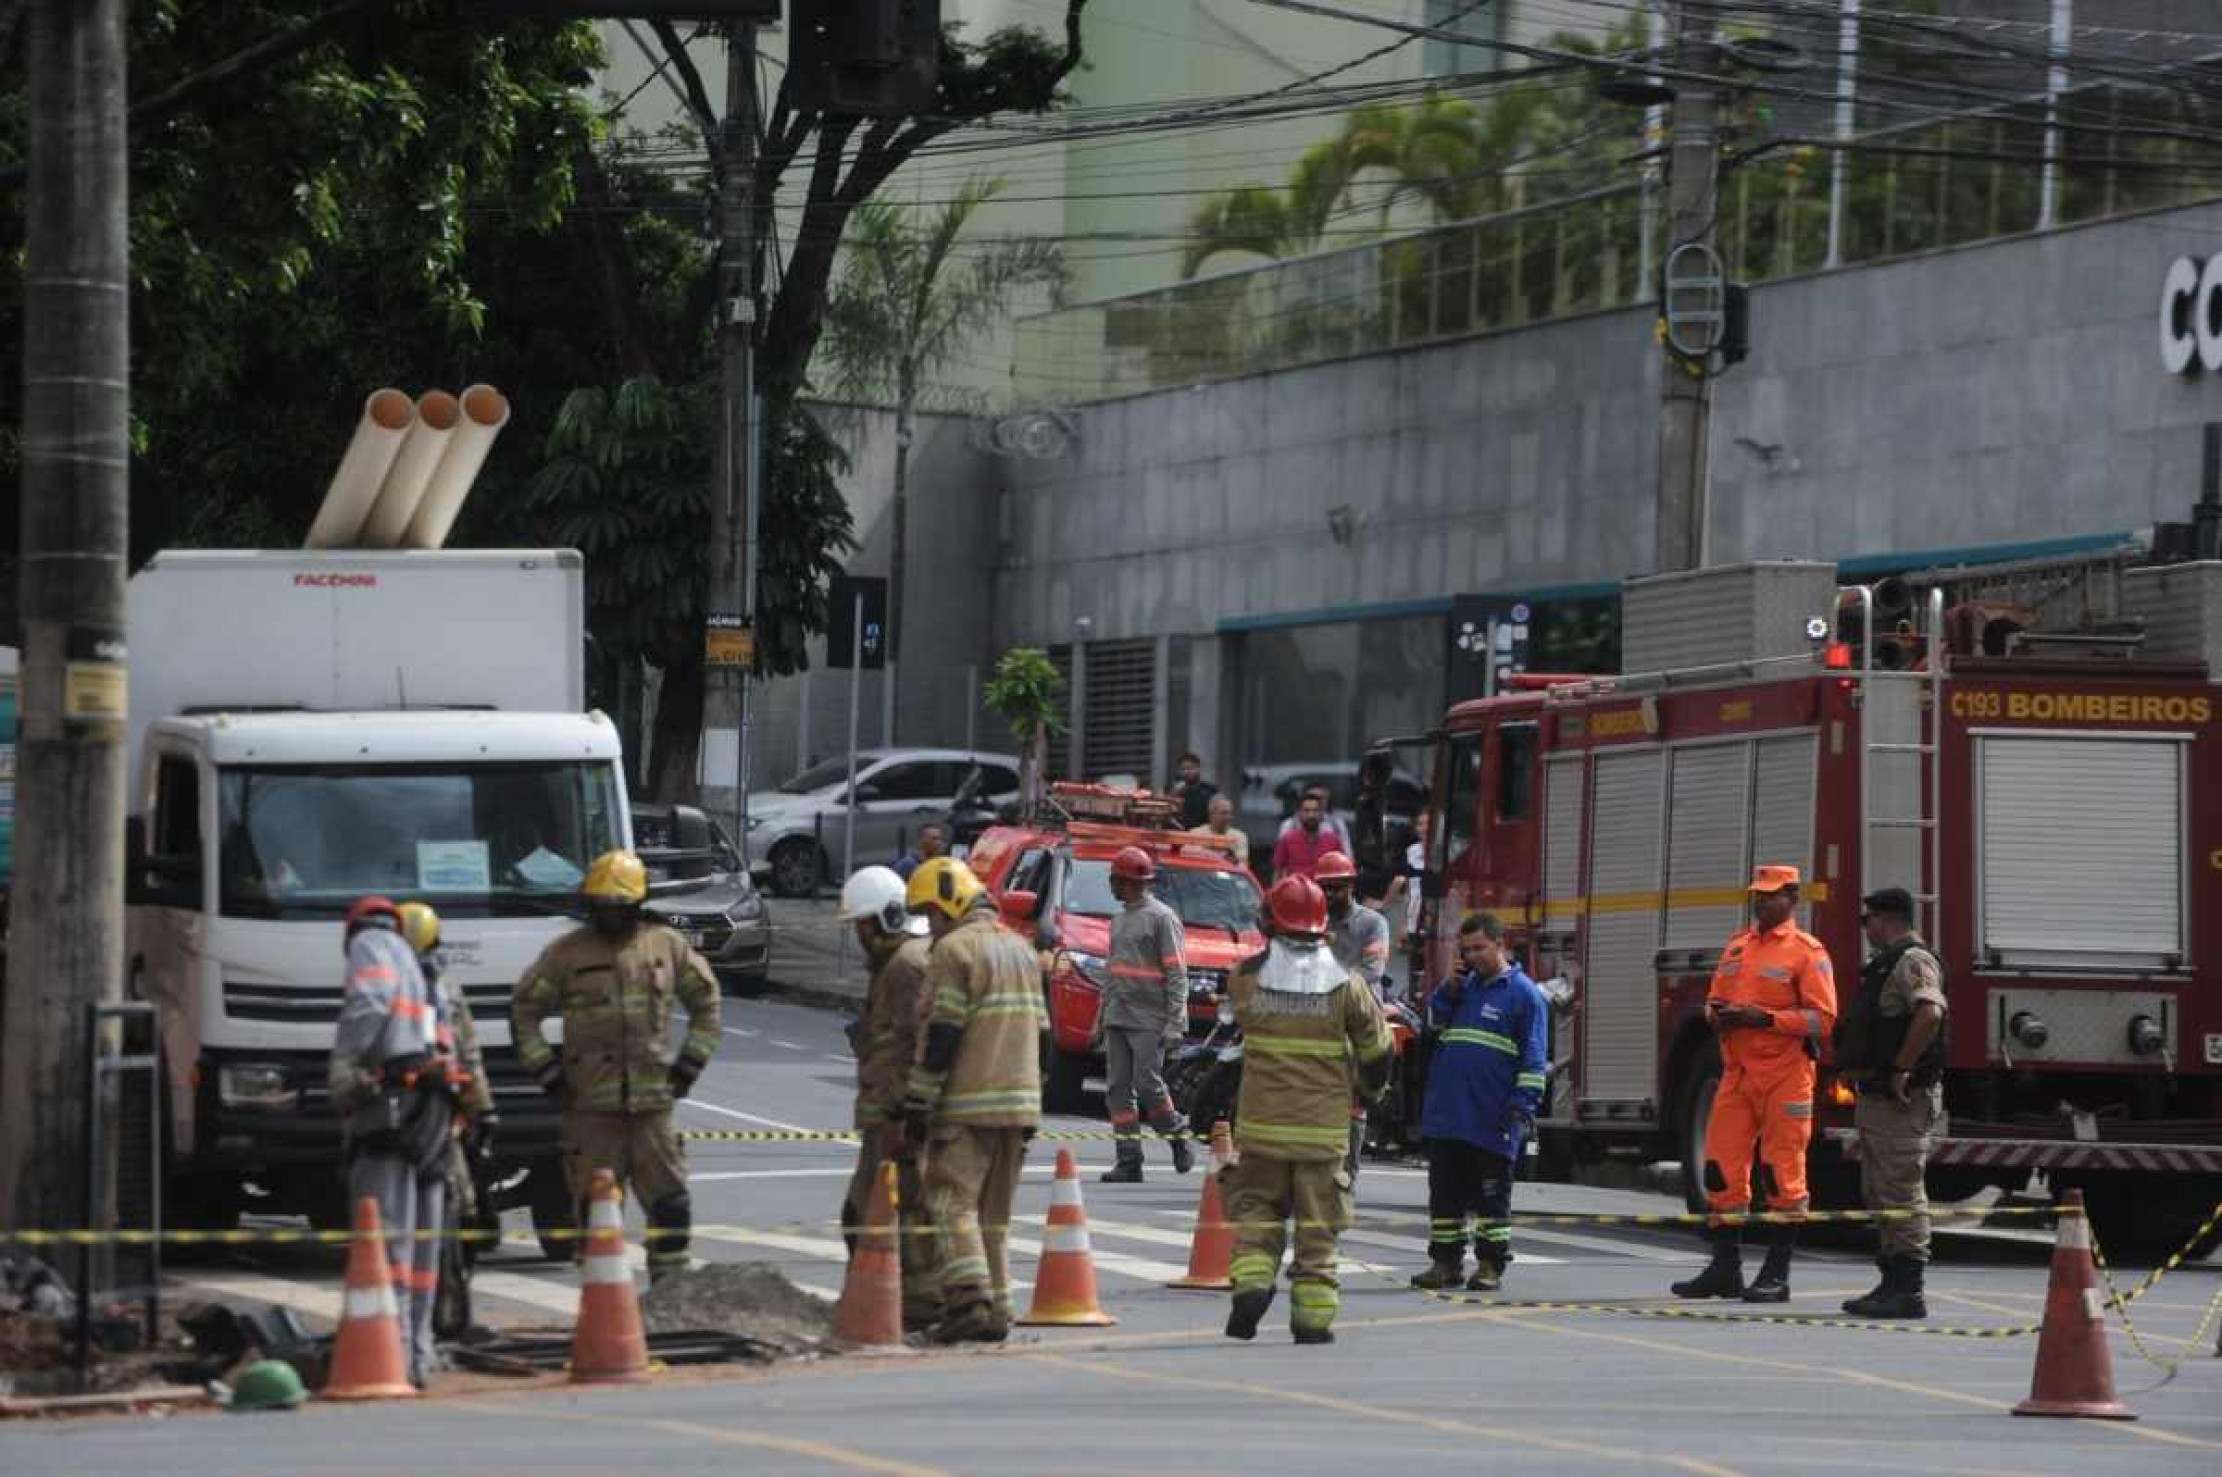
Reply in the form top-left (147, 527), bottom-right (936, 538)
top-left (1652, 0), bottom-right (1719, 572)
top-left (705, 23), bottom-right (760, 846)
top-left (1, 0), bottom-right (131, 1230)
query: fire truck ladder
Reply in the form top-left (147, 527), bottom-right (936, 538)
top-left (1851, 584), bottom-right (1947, 941)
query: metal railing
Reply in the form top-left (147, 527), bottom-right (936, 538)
top-left (1014, 78), bottom-right (2221, 403)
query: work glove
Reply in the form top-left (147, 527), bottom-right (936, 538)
top-left (668, 1057), bottom-right (703, 1100)
top-left (1502, 1107), bottom-right (1535, 1143)
top-left (534, 1060), bottom-right (565, 1100)
top-left (900, 1097), bottom-right (933, 1154)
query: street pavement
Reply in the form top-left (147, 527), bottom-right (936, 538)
top-left (8, 956), bottom-right (2221, 1472)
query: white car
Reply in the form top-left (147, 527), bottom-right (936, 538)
top-left (746, 748), bottom-right (1021, 896)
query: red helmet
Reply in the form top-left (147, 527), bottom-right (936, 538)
top-left (1266, 875), bottom-right (1328, 936)
top-left (344, 895), bottom-right (402, 937)
top-left (1312, 850), bottom-right (1358, 883)
top-left (1111, 845), bottom-right (1157, 882)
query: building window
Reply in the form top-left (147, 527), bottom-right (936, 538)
top-left (1424, 0), bottom-right (1507, 79)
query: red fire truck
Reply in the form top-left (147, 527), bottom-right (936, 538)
top-left (1420, 556), bottom-right (2222, 1258)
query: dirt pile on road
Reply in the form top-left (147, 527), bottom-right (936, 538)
top-left (641, 1263), bottom-right (835, 1356)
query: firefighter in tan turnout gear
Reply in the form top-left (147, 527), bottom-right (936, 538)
top-left (900, 856), bottom-right (1049, 1345)
top-left (839, 864), bottom-right (943, 1331)
top-left (511, 849), bottom-right (722, 1281)
top-left (1223, 874), bottom-right (1394, 1345)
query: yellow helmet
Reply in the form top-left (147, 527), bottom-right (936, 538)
top-left (396, 900), bottom-right (442, 956)
top-left (581, 849), bottom-right (649, 905)
top-left (905, 856), bottom-right (985, 922)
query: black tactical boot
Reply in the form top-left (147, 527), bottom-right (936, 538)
top-left (1225, 1287), bottom-right (1274, 1341)
top-left (1168, 1133), bottom-right (1195, 1175)
top-left (1100, 1143), bottom-right (1144, 1184)
top-left (1670, 1228), bottom-right (1745, 1300)
top-left (1464, 1258), bottom-right (1504, 1293)
top-left (1840, 1259), bottom-right (1891, 1317)
top-left (1843, 1255), bottom-right (1926, 1319)
top-left (929, 1301), bottom-right (1009, 1346)
top-left (1742, 1226), bottom-right (1797, 1304)
top-left (1291, 1325), bottom-right (1336, 1346)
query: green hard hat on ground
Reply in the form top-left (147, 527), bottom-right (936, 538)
top-left (227, 1358), bottom-right (308, 1412)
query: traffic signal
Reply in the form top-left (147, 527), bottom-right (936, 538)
top-left (789, 0), bottom-right (941, 117)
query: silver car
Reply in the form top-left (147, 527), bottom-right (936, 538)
top-left (634, 803), bottom-right (771, 993)
top-left (746, 748), bottom-right (1021, 897)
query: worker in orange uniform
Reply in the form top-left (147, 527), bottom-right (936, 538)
top-left (1671, 864), bottom-right (1837, 1304)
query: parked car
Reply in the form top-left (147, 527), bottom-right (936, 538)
top-left (746, 748), bottom-right (1020, 897)
top-left (633, 803), bottom-right (771, 994)
top-left (969, 785), bottom-right (1266, 1113)
top-left (1234, 760), bottom-right (1426, 876)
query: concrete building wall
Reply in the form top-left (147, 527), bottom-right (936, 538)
top-left (995, 198), bottom-right (2222, 654)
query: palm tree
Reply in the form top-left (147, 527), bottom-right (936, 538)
top-left (819, 176), bottom-right (1063, 742)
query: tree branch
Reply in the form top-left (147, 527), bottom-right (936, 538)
top-left (646, 17), bottom-right (724, 179)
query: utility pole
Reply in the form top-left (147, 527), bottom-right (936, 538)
top-left (1652, 0), bottom-right (1719, 573)
top-left (705, 21), bottom-right (760, 850)
top-left (1, 0), bottom-right (130, 1230)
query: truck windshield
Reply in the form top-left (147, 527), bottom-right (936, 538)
top-left (218, 762), bottom-right (621, 918)
top-left (1065, 859), bottom-right (1260, 935)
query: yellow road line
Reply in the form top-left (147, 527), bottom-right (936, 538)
top-left (1433, 1305), bottom-right (2222, 1453)
top-left (458, 1397), bottom-right (952, 1476)
top-left (1030, 1351), bottom-right (1749, 1477)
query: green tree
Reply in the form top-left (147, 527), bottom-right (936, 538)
top-left (819, 175), bottom-right (1062, 742)
top-left (983, 646), bottom-right (1066, 810)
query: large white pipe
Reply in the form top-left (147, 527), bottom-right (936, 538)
top-left (303, 388), bottom-right (413, 548)
top-left (357, 389), bottom-right (459, 547)
top-left (403, 384), bottom-right (510, 550)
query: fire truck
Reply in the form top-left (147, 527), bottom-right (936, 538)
top-left (1420, 554), bottom-right (2222, 1259)
top-left (969, 784), bottom-right (1267, 1113)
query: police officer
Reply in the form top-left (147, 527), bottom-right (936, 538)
top-left (1836, 886), bottom-right (1947, 1319)
top-left (1672, 865), bottom-right (1837, 1303)
top-left (1100, 845), bottom-right (1195, 1183)
top-left (512, 849), bottom-right (721, 1282)
top-left (329, 896), bottom-right (455, 1387)
top-left (1223, 875), bottom-right (1394, 1345)
top-left (838, 865), bottom-right (942, 1331)
top-left (901, 857), bottom-right (1050, 1345)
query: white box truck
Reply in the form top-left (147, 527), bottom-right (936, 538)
top-left (126, 548), bottom-right (627, 1251)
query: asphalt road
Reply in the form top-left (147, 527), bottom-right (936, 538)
top-left (8, 995), bottom-right (2221, 1474)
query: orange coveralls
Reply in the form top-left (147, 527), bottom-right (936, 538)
top-left (1702, 919), bottom-right (1838, 1222)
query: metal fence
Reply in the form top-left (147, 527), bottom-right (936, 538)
top-left (1014, 80), bottom-right (2221, 403)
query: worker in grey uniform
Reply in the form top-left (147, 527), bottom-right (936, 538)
top-left (1099, 845), bottom-right (1196, 1182)
top-left (328, 895), bottom-right (457, 1389)
top-left (1318, 849), bottom-right (1394, 1177)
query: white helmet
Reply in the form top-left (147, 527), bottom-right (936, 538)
top-left (840, 865), bottom-right (928, 936)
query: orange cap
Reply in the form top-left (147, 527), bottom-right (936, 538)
top-left (1748, 864), bottom-right (1801, 894)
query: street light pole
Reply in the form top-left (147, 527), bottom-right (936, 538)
top-left (1652, 0), bottom-right (1719, 573)
top-left (707, 21), bottom-right (760, 854)
top-left (1, 0), bottom-right (130, 1231)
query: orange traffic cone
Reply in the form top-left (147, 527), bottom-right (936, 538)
top-left (833, 1159), bottom-right (910, 1352)
top-left (1169, 1122), bottom-right (1237, 1290)
top-left (2013, 1190), bottom-right (2135, 1420)
top-left (1017, 1148), bottom-right (1117, 1327)
top-left (321, 1196), bottom-right (417, 1400)
top-left (569, 1169), bottom-right (651, 1384)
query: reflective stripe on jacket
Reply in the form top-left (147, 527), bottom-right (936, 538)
top-left (1708, 919), bottom-right (1839, 1078)
top-left (907, 908), bottom-right (1047, 1127)
top-left (1104, 893), bottom-right (1188, 1032)
top-left (1228, 948), bottom-right (1391, 1162)
top-left (1419, 963), bottom-right (1548, 1156)
top-left (856, 934), bottom-right (934, 1127)
top-left (511, 922), bottom-right (722, 1114)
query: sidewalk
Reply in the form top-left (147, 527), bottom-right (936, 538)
top-left (763, 895), bottom-right (869, 1012)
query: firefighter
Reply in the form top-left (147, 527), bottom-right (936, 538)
top-left (1409, 911), bottom-right (1547, 1292)
top-left (1835, 886), bottom-right (1947, 1319)
top-left (1223, 875), bottom-right (1394, 1345)
top-left (838, 864), bottom-right (943, 1331)
top-left (512, 849), bottom-right (722, 1283)
top-left (328, 895), bottom-right (455, 1387)
top-left (1672, 865), bottom-right (1838, 1303)
top-left (900, 857), bottom-right (1049, 1345)
top-left (1319, 849), bottom-right (1392, 1175)
top-left (1100, 845), bottom-right (1195, 1183)
top-left (396, 901), bottom-right (497, 1342)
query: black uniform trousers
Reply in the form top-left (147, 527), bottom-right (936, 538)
top-left (1424, 1137), bottom-right (1516, 1268)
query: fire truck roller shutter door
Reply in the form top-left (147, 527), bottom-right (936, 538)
top-left (1580, 749), bottom-right (1666, 1104)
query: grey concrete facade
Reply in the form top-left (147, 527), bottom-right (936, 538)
top-left (995, 199), bottom-right (2222, 653)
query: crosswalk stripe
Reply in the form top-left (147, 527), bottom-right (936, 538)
top-left (1004, 1233), bottom-right (1189, 1283)
top-left (471, 1269), bottom-right (587, 1318)
top-left (698, 1228), bottom-right (850, 1261)
top-left (1079, 1215), bottom-right (1211, 1252)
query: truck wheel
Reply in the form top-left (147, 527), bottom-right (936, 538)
top-left (1044, 1048), bottom-right (1091, 1116)
top-left (1677, 1042), bottom-right (1722, 1216)
top-left (767, 839), bottom-right (824, 899)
